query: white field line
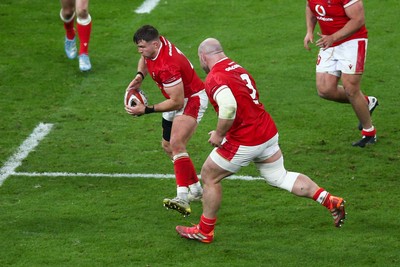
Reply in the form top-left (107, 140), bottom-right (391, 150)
top-left (135, 0), bottom-right (160, 14)
top-left (0, 122), bottom-right (263, 185)
top-left (0, 123), bottom-right (54, 186)
top-left (13, 171), bottom-right (264, 181)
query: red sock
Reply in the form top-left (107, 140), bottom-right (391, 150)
top-left (313, 188), bottom-right (332, 209)
top-left (199, 214), bottom-right (217, 234)
top-left (64, 19), bottom-right (75, 40)
top-left (77, 21), bottom-right (92, 55)
top-left (364, 95), bottom-right (369, 103)
top-left (362, 127), bottom-right (376, 137)
top-left (173, 157), bottom-right (199, 187)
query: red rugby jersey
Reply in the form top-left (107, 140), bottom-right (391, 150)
top-left (308, 0), bottom-right (368, 46)
top-left (205, 57), bottom-right (278, 146)
top-left (145, 36), bottom-right (204, 99)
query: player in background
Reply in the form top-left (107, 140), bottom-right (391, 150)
top-left (304, 0), bottom-right (378, 147)
top-left (125, 25), bottom-right (208, 216)
top-left (175, 38), bottom-right (346, 243)
top-left (60, 0), bottom-right (92, 72)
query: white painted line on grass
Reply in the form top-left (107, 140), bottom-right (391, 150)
top-left (0, 122), bottom-right (263, 184)
top-left (13, 171), bottom-right (264, 181)
top-left (135, 0), bottom-right (160, 14)
top-left (0, 123), bottom-right (53, 186)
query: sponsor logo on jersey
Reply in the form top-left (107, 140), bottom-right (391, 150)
top-left (315, 5), bottom-right (333, 22)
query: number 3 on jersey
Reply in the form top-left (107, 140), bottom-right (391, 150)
top-left (240, 74), bottom-right (259, 104)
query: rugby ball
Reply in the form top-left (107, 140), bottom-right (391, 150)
top-left (124, 88), bottom-right (148, 107)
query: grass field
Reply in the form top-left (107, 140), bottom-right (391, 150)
top-left (1, 0), bottom-right (399, 266)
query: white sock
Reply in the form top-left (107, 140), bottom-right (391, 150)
top-left (189, 181), bottom-right (203, 195)
top-left (177, 186), bottom-right (189, 201)
top-left (363, 126), bottom-right (375, 132)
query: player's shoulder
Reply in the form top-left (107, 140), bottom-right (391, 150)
top-left (159, 35), bottom-right (169, 45)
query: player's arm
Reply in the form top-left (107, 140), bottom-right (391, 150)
top-left (304, 1), bottom-right (317, 50)
top-left (136, 56), bottom-right (148, 79)
top-left (125, 81), bottom-right (184, 116)
top-left (331, 0), bottom-right (366, 42)
top-left (208, 86), bottom-right (237, 147)
top-left (316, 1), bottom-right (366, 49)
top-left (152, 81), bottom-right (185, 112)
top-left (127, 56), bottom-right (148, 91)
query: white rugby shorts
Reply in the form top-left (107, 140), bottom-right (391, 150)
top-left (210, 133), bottom-right (280, 173)
top-left (316, 38), bottom-right (368, 76)
top-left (162, 89), bottom-right (208, 123)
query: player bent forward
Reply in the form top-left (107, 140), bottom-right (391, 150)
top-left (125, 25), bottom-right (208, 216)
top-left (176, 38), bottom-right (346, 243)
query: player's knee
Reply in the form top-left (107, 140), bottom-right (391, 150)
top-left (200, 157), bottom-right (224, 186)
top-left (343, 86), bottom-right (361, 99)
top-left (76, 12), bottom-right (91, 25)
top-left (317, 89), bottom-right (331, 100)
top-left (256, 157), bottom-right (298, 192)
top-left (60, 9), bottom-right (75, 22)
top-left (169, 138), bottom-right (186, 154)
top-left (161, 139), bottom-right (172, 158)
top-left (200, 166), bottom-right (212, 185)
top-left (316, 83), bottom-right (336, 99)
top-left (316, 76), bottom-right (338, 99)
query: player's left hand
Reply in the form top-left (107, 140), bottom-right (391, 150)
top-left (125, 101), bottom-right (145, 116)
top-left (316, 32), bottom-right (334, 50)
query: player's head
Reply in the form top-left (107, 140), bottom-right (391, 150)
top-left (133, 25), bottom-right (159, 44)
top-left (133, 25), bottom-right (160, 59)
top-left (198, 38), bottom-right (224, 74)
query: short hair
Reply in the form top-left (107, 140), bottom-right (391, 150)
top-left (133, 25), bottom-right (159, 44)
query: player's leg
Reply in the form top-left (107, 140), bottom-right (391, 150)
top-left (341, 74), bottom-right (371, 128)
top-left (174, 92), bottom-right (207, 202)
top-left (170, 115), bottom-right (201, 193)
top-left (315, 47), bottom-right (348, 103)
top-left (176, 152), bottom-right (233, 243)
top-left (338, 39), bottom-right (377, 147)
top-left (177, 134), bottom-right (261, 243)
top-left (162, 114), bottom-right (202, 216)
top-left (200, 156), bottom-right (232, 219)
top-left (341, 74), bottom-right (376, 146)
top-left (161, 116), bottom-right (173, 159)
top-left (75, 0), bottom-right (91, 71)
top-left (60, 0), bottom-right (77, 59)
top-left (316, 72), bottom-right (348, 103)
top-left (255, 145), bottom-right (346, 227)
top-left (160, 115), bottom-right (190, 215)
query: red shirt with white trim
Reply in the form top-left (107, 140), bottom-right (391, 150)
top-left (144, 36), bottom-right (204, 99)
top-left (205, 57), bottom-right (278, 146)
top-left (308, 0), bottom-right (368, 46)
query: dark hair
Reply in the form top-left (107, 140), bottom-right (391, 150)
top-left (133, 25), bottom-right (159, 44)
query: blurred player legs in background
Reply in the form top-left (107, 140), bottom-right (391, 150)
top-left (60, 0), bottom-right (92, 71)
top-left (304, 0), bottom-right (377, 147)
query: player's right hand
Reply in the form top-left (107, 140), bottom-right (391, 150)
top-left (304, 33), bottom-right (314, 51)
top-left (126, 76), bottom-right (142, 91)
top-left (208, 130), bottom-right (223, 148)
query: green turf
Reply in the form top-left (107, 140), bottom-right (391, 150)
top-left (1, 0), bottom-right (399, 266)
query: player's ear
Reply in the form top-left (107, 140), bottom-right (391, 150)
top-left (153, 40), bottom-right (159, 49)
top-left (200, 53), bottom-right (207, 64)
